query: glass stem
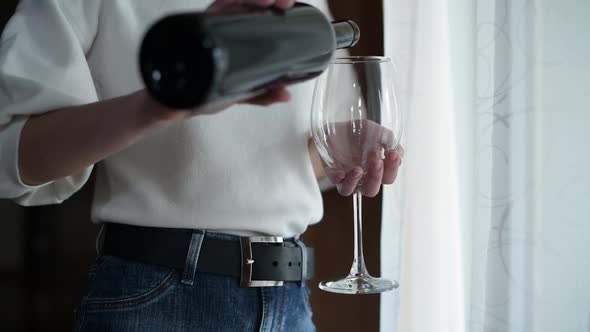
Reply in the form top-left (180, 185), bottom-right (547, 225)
top-left (349, 192), bottom-right (369, 277)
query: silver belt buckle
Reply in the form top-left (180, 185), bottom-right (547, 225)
top-left (240, 236), bottom-right (284, 287)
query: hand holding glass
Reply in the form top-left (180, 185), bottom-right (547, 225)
top-left (311, 56), bottom-right (403, 294)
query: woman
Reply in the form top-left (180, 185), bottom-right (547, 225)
top-left (0, 0), bottom-right (403, 330)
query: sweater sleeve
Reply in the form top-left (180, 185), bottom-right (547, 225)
top-left (0, 0), bottom-right (99, 205)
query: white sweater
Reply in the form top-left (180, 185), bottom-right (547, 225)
top-left (0, 0), bottom-right (329, 237)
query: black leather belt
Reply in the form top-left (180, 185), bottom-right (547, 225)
top-left (100, 223), bottom-right (314, 287)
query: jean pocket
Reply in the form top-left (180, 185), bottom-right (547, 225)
top-left (79, 256), bottom-right (177, 313)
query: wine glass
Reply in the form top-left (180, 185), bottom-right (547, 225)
top-left (311, 56), bottom-right (403, 294)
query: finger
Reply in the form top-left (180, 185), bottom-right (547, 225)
top-left (246, 87), bottom-right (291, 106)
top-left (337, 167), bottom-right (363, 196)
top-left (360, 154), bottom-right (383, 197)
top-left (395, 144), bottom-right (405, 159)
top-left (240, 0), bottom-right (275, 7)
top-left (207, 0), bottom-right (234, 12)
top-left (382, 150), bottom-right (400, 184)
top-left (380, 127), bottom-right (396, 150)
top-left (239, 0), bottom-right (295, 9)
top-left (274, 0), bottom-right (296, 10)
top-left (383, 150), bottom-right (403, 184)
top-left (325, 168), bottom-right (346, 185)
top-left (209, 0), bottom-right (276, 12)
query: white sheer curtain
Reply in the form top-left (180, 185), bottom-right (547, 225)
top-left (381, 1), bottom-right (590, 331)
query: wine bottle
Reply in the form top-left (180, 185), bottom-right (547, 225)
top-left (139, 3), bottom-right (360, 109)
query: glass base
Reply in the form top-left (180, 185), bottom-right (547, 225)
top-left (319, 275), bottom-right (399, 295)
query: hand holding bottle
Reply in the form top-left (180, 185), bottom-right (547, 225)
top-left (140, 2), bottom-right (358, 110)
top-left (205, 0), bottom-right (297, 108)
top-left (15, 0), bottom-right (298, 186)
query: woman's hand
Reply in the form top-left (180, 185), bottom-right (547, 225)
top-left (309, 120), bottom-right (404, 197)
top-left (207, 0), bottom-right (295, 105)
top-left (325, 146), bottom-right (404, 197)
top-left (146, 0), bottom-right (296, 123)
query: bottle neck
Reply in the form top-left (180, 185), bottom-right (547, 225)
top-left (332, 20), bottom-right (361, 49)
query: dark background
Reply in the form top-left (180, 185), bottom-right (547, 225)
top-left (0, 1), bottom-right (384, 331)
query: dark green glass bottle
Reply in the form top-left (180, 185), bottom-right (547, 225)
top-left (139, 3), bottom-right (360, 109)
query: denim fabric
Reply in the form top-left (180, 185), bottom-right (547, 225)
top-left (73, 232), bottom-right (315, 332)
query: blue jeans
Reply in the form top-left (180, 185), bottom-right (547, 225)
top-left (73, 232), bottom-right (315, 332)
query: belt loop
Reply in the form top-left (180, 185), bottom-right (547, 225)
top-left (293, 237), bottom-right (307, 288)
top-left (181, 230), bottom-right (205, 286)
top-left (95, 223), bottom-right (106, 256)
